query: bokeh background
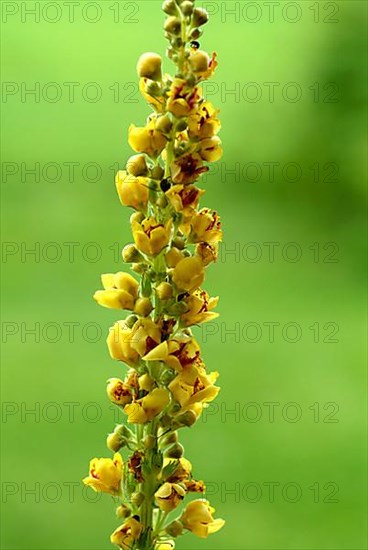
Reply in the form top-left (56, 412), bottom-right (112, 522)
top-left (1, 1), bottom-right (367, 549)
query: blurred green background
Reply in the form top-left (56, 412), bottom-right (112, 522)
top-left (1, 1), bottom-right (367, 549)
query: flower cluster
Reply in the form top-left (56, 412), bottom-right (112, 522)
top-left (83, 1), bottom-right (224, 549)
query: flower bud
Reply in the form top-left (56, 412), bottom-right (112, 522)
top-left (156, 281), bottom-right (173, 300)
top-left (125, 314), bottom-right (139, 328)
top-left (176, 409), bottom-right (197, 427)
top-left (164, 442), bottom-right (184, 459)
top-left (107, 424), bottom-right (134, 452)
top-left (180, 1), bottom-right (193, 16)
top-left (132, 263), bottom-right (145, 274)
top-left (137, 52), bottom-right (162, 81)
top-left (172, 236), bottom-right (185, 250)
top-left (165, 520), bottom-right (184, 537)
top-left (192, 7), bottom-right (209, 26)
top-left (155, 540), bottom-right (175, 550)
top-left (139, 373), bottom-right (154, 392)
top-left (122, 244), bottom-right (144, 263)
top-left (107, 378), bottom-right (132, 406)
top-left (156, 114), bottom-right (173, 134)
top-left (126, 154), bottom-right (148, 177)
top-left (164, 16), bottom-right (181, 34)
top-left (151, 165), bottom-right (164, 180)
top-left (131, 492), bottom-right (145, 507)
top-left (116, 504), bottom-right (131, 519)
top-left (189, 50), bottom-right (210, 74)
top-left (141, 272), bottom-right (152, 298)
top-left (134, 297), bottom-right (153, 316)
top-left (167, 302), bottom-right (189, 316)
top-left (161, 431), bottom-right (178, 447)
top-left (143, 434), bottom-right (156, 450)
top-left (165, 247), bottom-right (184, 268)
top-left (106, 431), bottom-right (126, 452)
top-left (176, 119), bottom-right (188, 132)
top-left (162, 0), bottom-right (177, 15)
top-left (189, 28), bottom-right (202, 40)
top-left (130, 211), bottom-right (145, 224)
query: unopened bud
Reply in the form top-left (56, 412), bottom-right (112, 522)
top-left (180, 1), bottom-right (193, 16)
top-left (176, 119), bottom-right (188, 132)
top-left (137, 52), bottom-right (162, 81)
top-left (161, 431), bottom-right (178, 447)
top-left (176, 409), bottom-right (197, 427)
top-left (131, 492), bottom-right (145, 507)
top-left (157, 195), bottom-right (168, 208)
top-left (192, 7), bottom-right (209, 26)
top-left (106, 424), bottom-right (133, 451)
top-left (155, 542), bottom-right (175, 550)
top-left (165, 520), bottom-right (184, 537)
top-left (141, 273), bottom-right (152, 298)
top-left (164, 16), bottom-right (181, 35)
top-left (189, 50), bottom-right (210, 74)
top-left (156, 281), bottom-right (173, 300)
top-left (156, 114), bottom-right (173, 134)
top-left (125, 314), bottom-right (139, 328)
top-left (122, 244), bottom-right (144, 263)
top-left (143, 434), bottom-right (157, 450)
top-left (151, 165), bottom-right (164, 180)
top-left (134, 297), bottom-right (153, 316)
top-left (164, 442), bottom-right (184, 459)
top-left (162, 0), bottom-right (177, 15)
top-left (139, 373), bottom-right (155, 391)
top-left (116, 504), bottom-right (131, 519)
top-left (126, 154), bottom-right (148, 177)
top-left (172, 236), bottom-right (185, 250)
top-left (189, 28), bottom-right (202, 40)
top-left (132, 263), bottom-right (145, 274)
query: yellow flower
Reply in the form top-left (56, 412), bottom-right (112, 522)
top-left (115, 170), bottom-right (149, 212)
top-left (132, 216), bottom-right (172, 256)
top-left (110, 517), bottom-right (142, 550)
top-left (139, 78), bottom-right (165, 112)
top-left (171, 152), bottom-right (208, 185)
top-left (137, 52), bottom-right (162, 81)
top-left (199, 136), bottom-right (223, 162)
top-left (166, 184), bottom-right (204, 221)
top-left (196, 242), bottom-right (218, 266)
top-left (167, 78), bottom-right (202, 118)
top-left (107, 321), bottom-right (140, 366)
top-left (180, 289), bottom-right (219, 326)
top-left (106, 378), bottom-right (133, 406)
top-left (172, 256), bottom-right (205, 292)
top-left (155, 482), bottom-right (186, 512)
top-left (130, 317), bottom-right (161, 357)
top-left (128, 119), bottom-right (167, 158)
top-left (169, 365), bottom-right (220, 409)
top-left (163, 457), bottom-right (192, 482)
top-left (124, 388), bottom-right (170, 423)
top-left (180, 499), bottom-right (225, 538)
top-left (93, 272), bottom-right (139, 310)
top-left (188, 101), bottom-right (221, 139)
top-left (165, 247), bottom-right (185, 268)
top-left (143, 335), bottom-right (201, 372)
top-left (186, 208), bottom-right (222, 244)
top-left (83, 453), bottom-right (123, 495)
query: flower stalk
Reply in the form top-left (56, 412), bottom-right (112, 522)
top-left (83, 1), bottom-right (224, 549)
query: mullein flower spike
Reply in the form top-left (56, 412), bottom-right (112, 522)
top-left (83, 1), bottom-right (224, 548)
